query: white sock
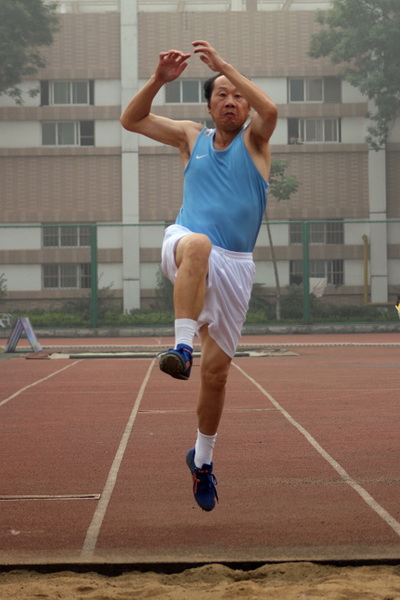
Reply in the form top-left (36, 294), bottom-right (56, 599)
top-left (194, 430), bottom-right (217, 468)
top-left (175, 318), bottom-right (196, 349)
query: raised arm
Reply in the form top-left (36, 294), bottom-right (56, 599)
top-left (192, 40), bottom-right (278, 145)
top-left (120, 50), bottom-right (202, 153)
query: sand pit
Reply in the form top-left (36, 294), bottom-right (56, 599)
top-left (0, 562), bottom-right (400, 599)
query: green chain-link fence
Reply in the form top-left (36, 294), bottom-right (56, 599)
top-left (0, 220), bottom-right (399, 329)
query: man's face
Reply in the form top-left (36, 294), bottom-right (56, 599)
top-left (208, 76), bottom-right (251, 131)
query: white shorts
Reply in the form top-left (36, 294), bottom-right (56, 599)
top-left (161, 224), bottom-right (255, 358)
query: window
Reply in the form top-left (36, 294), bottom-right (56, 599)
top-left (80, 121), bottom-right (95, 146)
top-left (328, 260), bottom-right (344, 285)
top-left (40, 81), bottom-right (94, 106)
top-left (165, 79), bottom-right (206, 103)
top-left (288, 77), bottom-right (341, 103)
top-left (42, 121), bottom-right (94, 146)
top-left (290, 260), bottom-right (344, 285)
top-left (43, 225), bottom-right (91, 248)
top-left (325, 221), bottom-right (344, 244)
top-left (289, 222), bottom-right (303, 245)
top-left (43, 264), bottom-right (58, 289)
top-left (43, 264), bottom-right (91, 289)
top-left (288, 118), bottom-right (341, 143)
top-left (290, 221), bottom-right (344, 245)
top-left (80, 263), bottom-right (92, 288)
top-left (289, 78), bottom-right (322, 102)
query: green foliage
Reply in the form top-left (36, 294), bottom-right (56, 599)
top-left (280, 285), bottom-right (304, 320)
top-left (102, 310), bottom-right (174, 327)
top-left (13, 309), bottom-right (89, 327)
top-left (280, 284), bottom-right (398, 322)
top-left (309, 0), bottom-right (400, 149)
top-left (61, 281), bottom-right (116, 320)
top-left (0, 0), bottom-right (59, 103)
top-left (12, 308), bottom-right (174, 328)
top-left (269, 159), bottom-right (300, 202)
top-left (0, 273), bottom-right (7, 301)
top-left (11, 299), bottom-right (398, 328)
top-left (248, 284), bottom-right (276, 321)
top-left (153, 268), bottom-right (174, 312)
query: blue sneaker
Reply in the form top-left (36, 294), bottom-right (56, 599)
top-left (186, 448), bottom-right (218, 512)
top-left (159, 344), bottom-right (193, 380)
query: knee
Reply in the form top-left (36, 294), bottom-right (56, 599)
top-left (179, 234), bottom-right (212, 270)
top-left (201, 362), bottom-right (229, 393)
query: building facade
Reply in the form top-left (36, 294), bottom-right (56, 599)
top-left (0, 0), bottom-right (399, 314)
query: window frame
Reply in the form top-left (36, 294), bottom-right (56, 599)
top-left (288, 77), bottom-right (341, 104)
top-left (289, 77), bottom-right (323, 103)
top-left (41, 80), bottom-right (94, 106)
top-left (43, 263), bottom-right (91, 289)
top-left (289, 221), bottom-right (344, 245)
top-left (43, 225), bottom-right (92, 248)
top-left (41, 121), bottom-right (95, 146)
top-left (165, 79), bottom-right (207, 104)
top-left (298, 118), bottom-right (340, 143)
top-left (289, 259), bottom-right (344, 286)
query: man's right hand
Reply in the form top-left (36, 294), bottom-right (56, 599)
top-left (155, 50), bottom-right (191, 83)
top-left (120, 47), bottom-right (202, 161)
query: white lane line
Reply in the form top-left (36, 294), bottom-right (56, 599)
top-left (0, 361), bottom-right (81, 408)
top-left (80, 358), bottom-right (155, 560)
top-left (0, 494), bottom-right (100, 501)
top-left (233, 361), bottom-right (400, 538)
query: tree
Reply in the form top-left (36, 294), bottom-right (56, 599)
top-left (267, 160), bottom-right (300, 320)
top-left (309, 0), bottom-right (400, 150)
top-left (0, 0), bottom-right (59, 104)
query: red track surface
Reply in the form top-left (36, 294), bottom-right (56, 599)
top-left (1, 333), bottom-right (400, 565)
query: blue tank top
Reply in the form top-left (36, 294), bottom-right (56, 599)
top-left (175, 127), bottom-right (268, 252)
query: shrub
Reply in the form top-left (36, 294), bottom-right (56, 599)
top-left (153, 269), bottom-right (174, 312)
top-left (0, 273), bottom-right (7, 302)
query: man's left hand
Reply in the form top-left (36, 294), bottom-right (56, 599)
top-left (192, 40), bottom-right (226, 73)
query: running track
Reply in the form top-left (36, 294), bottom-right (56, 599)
top-left (0, 333), bottom-right (399, 565)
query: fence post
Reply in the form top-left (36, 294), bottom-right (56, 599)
top-left (302, 221), bottom-right (310, 324)
top-left (90, 224), bottom-right (98, 328)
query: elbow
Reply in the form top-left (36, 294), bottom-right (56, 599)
top-left (120, 113), bottom-right (133, 131)
top-left (259, 101), bottom-right (278, 126)
top-left (266, 104), bottom-right (278, 131)
top-left (269, 103), bottom-right (278, 123)
top-left (120, 111), bottom-right (149, 133)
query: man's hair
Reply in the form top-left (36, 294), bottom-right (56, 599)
top-left (203, 73), bottom-right (222, 108)
top-left (203, 72), bottom-right (250, 108)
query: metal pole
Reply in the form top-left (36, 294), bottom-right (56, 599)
top-left (302, 221), bottom-right (310, 324)
top-left (362, 234), bottom-right (369, 305)
top-left (90, 224), bottom-right (98, 328)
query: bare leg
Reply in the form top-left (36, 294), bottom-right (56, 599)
top-left (159, 233), bottom-right (212, 379)
top-left (187, 322), bottom-right (230, 511)
top-left (174, 233), bottom-right (211, 320)
top-left (197, 325), bottom-right (232, 435)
